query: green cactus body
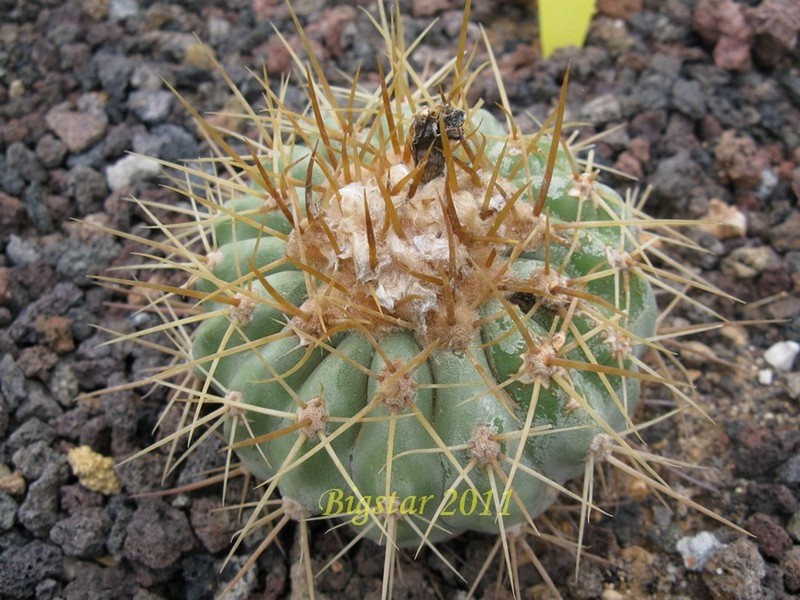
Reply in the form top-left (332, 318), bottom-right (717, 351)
top-left (189, 103), bottom-right (658, 547)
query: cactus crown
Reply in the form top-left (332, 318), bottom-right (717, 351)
top-left (95, 2), bottom-right (743, 597)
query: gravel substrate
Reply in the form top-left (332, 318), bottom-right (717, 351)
top-left (1, 0), bottom-right (799, 598)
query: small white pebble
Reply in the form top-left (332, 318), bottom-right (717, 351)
top-left (764, 340), bottom-right (800, 372)
top-left (676, 531), bottom-right (725, 572)
top-left (601, 589), bottom-right (624, 600)
top-left (758, 369), bottom-right (774, 385)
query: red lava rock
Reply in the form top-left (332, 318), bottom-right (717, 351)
top-left (714, 130), bottom-right (769, 190)
top-left (771, 210), bottom-right (800, 252)
top-left (597, 0), bottom-right (642, 20)
top-left (0, 267), bottom-right (11, 306)
top-left (758, 266), bottom-right (793, 297)
top-left (255, 36), bottom-right (291, 74)
top-left (694, 0), bottom-right (752, 72)
top-left (16, 345), bottom-right (59, 381)
top-left (703, 538), bottom-right (765, 600)
top-left (694, 0), bottom-right (729, 43)
top-left (629, 109), bottom-right (667, 143)
top-left (252, 0), bottom-right (287, 22)
top-left (411, 0), bottom-right (455, 17)
top-left (0, 192), bottom-right (24, 237)
top-left (62, 561), bottom-right (137, 599)
top-left (59, 483), bottom-right (104, 515)
top-left (495, 44), bottom-right (539, 99)
top-left (725, 421), bottom-right (799, 478)
top-left (714, 35), bottom-right (752, 72)
top-left (791, 165), bottom-right (800, 202)
top-left (745, 513), bottom-right (793, 561)
top-left (614, 151), bottom-right (643, 179)
top-left (253, 34), bottom-right (325, 76)
top-left (35, 315), bottom-right (75, 354)
top-left (123, 500), bottom-right (195, 572)
top-left (45, 102), bottom-right (107, 154)
top-left (50, 507), bottom-right (112, 558)
top-left (189, 496), bottom-right (239, 553)
top-left (766, 294), bottom-right (800, 321)
top-left (783, 546), bottom-right (800, 594)
top-left (307, 6), bottom-right (357, 57)
top-left (746, 0), bottom-right (800, 67)
top-left (627, 136), bottom-right (650, 163)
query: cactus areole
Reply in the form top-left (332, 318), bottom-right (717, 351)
top-left (190, 72), bottom-right (660, 547)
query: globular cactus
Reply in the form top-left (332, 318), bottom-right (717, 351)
top-left (193, 99), bottom-right (660, 545)
top-left (99, 2), bottom-right (740, 597)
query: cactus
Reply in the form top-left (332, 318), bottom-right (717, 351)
top-left (97, 2), bottom-right (742, 597)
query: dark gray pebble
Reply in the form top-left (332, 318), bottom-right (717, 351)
top-left (6, 142), bottom-right (47, 185)
top-left (66, 165), bottom-right (108, 214)
top-left (0, 353), bottom-right (27, 411)
top-left (62, 561), bottom-right (136, 600)
top-left (18, 459), bottom-right (68, 538)
top-left (16, 380), bottom-right (64, 423)
top-left (133, 124), bottom-right (198, 164)
top-left (12, 440), bottom-right (60, 481)
top-left (123, 500), bottom-right (195, 571)
top-left (746, 512), bottom-right (793, 561)
top-left (672, 78), bottom-right (707, 119)
top-left (5, 418), bottom-right (56, 455)
top-left (49, 507), bottom-right (112, 558)
top-left (36, 135), bottom-right (68, 169)
top-left (181, 553), bottom-right (219, 600)
top-left (0, 490), bottom-right (18, 531)
top-left (59, 483), bottom-right (104, 515)
top-left (0, 541), bottom-right (63, 600)
top-left (778, 454), bottom-right (800, 486)
top-left (55, 234), bottom-right (120, 283)
top-left (106, 502), bottom-right (134, 561)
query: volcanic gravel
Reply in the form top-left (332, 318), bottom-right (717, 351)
top-left (0, 0), bottom-right (799, 598)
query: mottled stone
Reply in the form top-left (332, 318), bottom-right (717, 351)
top-left (45, 102), bottom-right (107, 153)
top-left (50, 508), bottom-right (112, 558)
top-left (703, 538), bottom-right (765, 600)
top-left (123, 500), bottom-right (195, 571)
top-left (0, 541), bottom-right (62, 600)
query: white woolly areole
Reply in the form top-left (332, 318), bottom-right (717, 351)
top-left (231, 293), bottom-right (258, 325)
top-left (224, 390), bottom-right (245, 417)
top-left (529, 269), bottom-right (571, 308)
top-left (282, 497), bottom-right (310, 520)
top-left (606, 247), bottom-right (634, 270)
top-left (206, 249), bottom-right (224, 271)
top-left (470, 424), bottom-right (501, 465)
top-left (514, 333), bottom-right (566, 387)
top-left (297, 396), bottom-right (328, 439)
top-left (568, 171), bottom-right (598, 203)
top-left (604, 327), bottom-right (632, 360)
top-left (589, 433), bottom-right (612, 461)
